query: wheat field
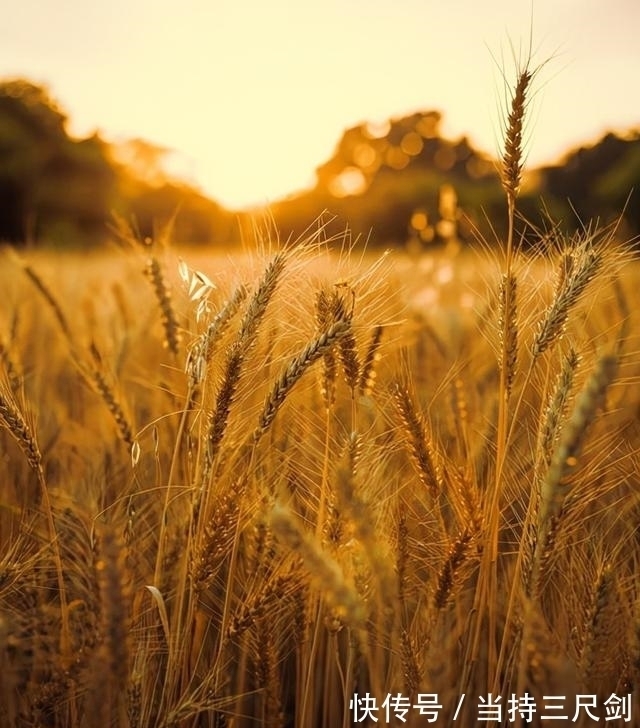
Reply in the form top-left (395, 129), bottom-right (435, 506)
top-left (1, 68), bottom-right (640, 728)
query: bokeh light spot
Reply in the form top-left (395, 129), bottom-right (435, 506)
top-left (434, 146), bottom-right (455, 171)
top-left (386, 146), bottom-right (410, 170)
top-left (466, 156), bottom-right (494, 179)
top-left (329, 166), bottom-right (367, 197)
top-left (410, 210), bottom-right (428, 231)
top-left (353, 143), bottom-right (377, 170)
top-left (416, 113), bottom-right (441, 138)
top-left (364, 120), bottom-right (391, 139)
top-left (400, 132), bottom-right (424, 156)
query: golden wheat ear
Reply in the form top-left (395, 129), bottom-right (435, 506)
top-left (501, 67), bottom-right (532, 205)
top-left (269, 503), bottom-right (365, 629)
top-left (254, 318), bottom-right (352, 442)
top-left (145, 256), bottom-right (181, 356)
top-left (0, 385), bottom-right (43, 479)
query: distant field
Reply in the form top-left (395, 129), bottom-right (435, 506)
top-left (0, 224), bottom-right (639, 726)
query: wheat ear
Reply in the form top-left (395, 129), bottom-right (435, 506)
top-left (202, 253), bottom-right (287, 475)
top-left (433, 528), bottom-right (473, 611)
top-left (83, 365), bottom-right (135, 451)
top-left (530, 354), bottom-right (617, 598)
top-left (145, 256), bottom-right (181, 355)
top-left (359, 325), bottom-right (383, 395)
top-left (533, 235), bottom-right (603, 358)
top-left (393, 383), bottom-right (440, 499)
top-left (579, 565), bottom-right (616, 689)
top-left (501, 67), bottom-right (531, 204)
top-left (0, 334), bottom-right (22, 393)
top-left (315, 289), bottom-right (339, 409)
top-left (270, 503), bottom-right (364, 628)
top-left (20, 261), bottom-right (73, 346)
top-left (0, 386), bottom-right (44, 479)
top-left (254, 319), bottom-right (351, 441)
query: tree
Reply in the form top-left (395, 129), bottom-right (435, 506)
top-left (0, 79), bottom-right (116, 245)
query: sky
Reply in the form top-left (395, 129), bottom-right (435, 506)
top-left (1, 0), bottom-right (639, 209)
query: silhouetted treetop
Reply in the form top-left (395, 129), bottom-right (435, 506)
top-left (0, 80), bottom-right (68, 139)
top-left (0, 78), bottom-right (234, 247)
top-left (0, 77), bottom-right (637, 249)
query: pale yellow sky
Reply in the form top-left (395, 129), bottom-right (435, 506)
top-left (1, 0), bottom-right (639, 209)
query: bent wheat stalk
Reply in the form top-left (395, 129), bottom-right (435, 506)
top-left (254, 318), bottom-right (352, 442)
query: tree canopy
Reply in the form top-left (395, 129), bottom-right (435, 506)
top-left (0, 78), bottom-right (637, 249)
top-left (0, 79), bottom-right (234, 247)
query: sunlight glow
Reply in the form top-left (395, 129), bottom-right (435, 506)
top-left (353, 143), bottom-right (378, 170)
top-left (329, 167), bottom-right (368, 197)
top-left (2, 0), bottom-right (639, 208)
top-left (386, 147), bottom-right (410, 170)
top-left (410, 211), bottom-right (428, 231)
top-left (400, 132), bottom-right (424, 156)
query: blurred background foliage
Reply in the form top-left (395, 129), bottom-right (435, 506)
top-left (0, 78), bottom-right (638, 250)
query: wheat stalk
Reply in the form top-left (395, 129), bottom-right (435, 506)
top-left (498, 273), bottom-right (518, 399)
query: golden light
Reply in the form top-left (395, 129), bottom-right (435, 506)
top-left (364, 120), bottom-right (391, 139)
top-left (434, 146), bottom-right (456, 171)
top-left (4, 1), bottom-right (634, 210)
top-left (466, 156), bottom-right (494, 179)
top-left (385, 146), bottom-right (410, 170)
top-left (420, 227), bottom-right (435, 243)
top-left (416, 113), bottom-right (441, 138)
top-left (436, 219), bottom-right (456, 239)
top-left (410, 210), bottom-right (428, 231)
top-left (438, 183), bottom-right (458, 219)
top-left (353, 143), bottom-right (378, 170)
top-left (400, 131), bottom-right (424, 156)
top-left (329, 167), bottom-right (367, 197)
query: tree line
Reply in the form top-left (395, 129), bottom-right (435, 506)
top-left (1, 79), bottom-right (638, 249)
